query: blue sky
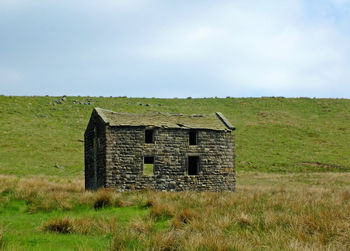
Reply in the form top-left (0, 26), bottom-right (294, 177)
top-left (1, 0), bottom-right (350, 98)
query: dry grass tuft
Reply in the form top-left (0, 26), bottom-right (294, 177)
top-left (43, 217), bottom-right (74, 234)
top-left (177, 208), bottom-right (198, 224)
top-left (236, 212), bottom-right (253, 228)
top-left (53, 191), bottom-right (73, 210)
top-left (71, 217), bottom-right (92, 235)
top-left (341, 190), bottom-right (350, 202)
top-left (93, 189), bottom-right (114, 209)
top-left (170, 218), bottom-right (182, 229)
top-left (0, 175), bottom-right (18, 194)
top-left (43, 216), bottom-right (119, 236)
top-left (171, 208), bottom-right (199, 228)
top-left (149, 198), bottom-right (174, 220)
top-left (143, 197), bottom-right (156, 208)
top-left (110, 230), bottom-right (134, 251)
top-left (150, 230), bottom-right (183, 251)
top-left (128, 217), bottom-right (154, 234)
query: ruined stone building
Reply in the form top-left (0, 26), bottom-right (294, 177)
top-left (84, 108), bottom-right (236, 191)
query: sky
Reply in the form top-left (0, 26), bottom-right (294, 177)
top-left (1, 0), bottom-right (350, 98)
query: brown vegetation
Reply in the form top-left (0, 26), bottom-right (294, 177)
top-left (148, 197), bottom-right (175, 220)
top-left (1, 173), bottom-right (350, 250)
top-left (93, 189), bottom-right (114, 209)
top-left (43, 216), bottom-right (119, 236)
top-left (43, 217), bottom-right (74, 234)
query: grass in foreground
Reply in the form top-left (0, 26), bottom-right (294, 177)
top-left (1, 172), bottom-right (350, 250)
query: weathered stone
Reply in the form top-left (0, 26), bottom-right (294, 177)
top-left (84, 108), bottom-right (236, 191)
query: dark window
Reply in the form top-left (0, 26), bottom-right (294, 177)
top-left (188, 156), bottom-right (199, 175)
top-left (145, 129), bottom-right (154, 143)
top-left (189, 131), bottom-right (197, 145)
top-left (143, 156), bottom-right (154, 175)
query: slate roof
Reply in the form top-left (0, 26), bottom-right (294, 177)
top-left (94, 108), bottom-right (234, 131)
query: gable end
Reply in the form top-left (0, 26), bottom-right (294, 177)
top-left (215, 112), bottom-right (235, 130)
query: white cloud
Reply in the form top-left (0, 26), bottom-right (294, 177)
top-left (132, 0), bottom-right (350, 96)
top-left (188, 27), bottom-right (214, 41)
top-left (1, 0), bottom-right (350, 97)
top-left (134, 24), bottom-right (221, 61)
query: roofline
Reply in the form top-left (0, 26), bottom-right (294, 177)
top-left (93, 107), bottom-right (235, 131)
top-left (94, 107), bottom-right (111, 125)
top-left (215, 112), bottom-right (235, 130)
top-left (107, 125), bottom-right (228, 131)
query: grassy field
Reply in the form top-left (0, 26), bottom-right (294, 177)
top-left (1, 95), bottom-right (350, 176)
top-left (1, 173), bottom-right (350, 250)
top-left (1, 95), bottom-right (350, 250)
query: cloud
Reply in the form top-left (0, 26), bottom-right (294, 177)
top-left (0, 0), bottom-right (350, 97)
top-left (129, 0), bottom-right (350, 97)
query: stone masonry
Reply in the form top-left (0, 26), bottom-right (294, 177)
top-left (85, 108), bottom-right (236, 191)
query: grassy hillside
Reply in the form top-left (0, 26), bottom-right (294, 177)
top-left (1, 96), bottom-right (350, 250)
top-left (1, 95), bottom-right (350, 177)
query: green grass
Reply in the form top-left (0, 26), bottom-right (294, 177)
top-left (0, 173), bottom-right (349, 250)
top-left (1, 95), bottom-right (350, 250)
top-left (143, 164), bottom-right (154, 176)
top-left (0, 180), bottom-right (151, 250)
top-left (0, 199), bottom-right (147, 250)
top-left (1, 95), bottom-right (350, 177)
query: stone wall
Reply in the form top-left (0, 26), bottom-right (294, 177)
top-left (84, 110), bottom-right (107, 190)
top-left (102, 126), bottom-right (235, 191)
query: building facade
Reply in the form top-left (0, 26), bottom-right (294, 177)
top-left (85, 108), bottom-right (236, 191)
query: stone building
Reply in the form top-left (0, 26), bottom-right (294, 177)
top-left (84, 108), bottom-right (236, 191)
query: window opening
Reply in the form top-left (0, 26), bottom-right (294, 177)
top-left (145, 129), bottom-right (154, 143)
top-left (188, 156), bottom-right (199, 175)
top-left (189, 131), bottom-right (197, 145)
top-left (143, 156), bottom-right (154, 175)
